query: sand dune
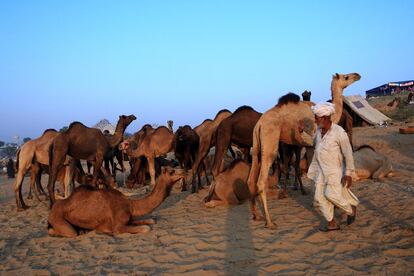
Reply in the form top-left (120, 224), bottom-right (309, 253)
top-left (1, 124), bottom-right (413, 275)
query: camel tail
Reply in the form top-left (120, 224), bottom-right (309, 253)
top-left (49, 143), bottom-right (54, 170)
top-left (16, 148), bottom-right (21, 171)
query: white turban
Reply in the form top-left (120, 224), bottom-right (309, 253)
top-left (311, 102), bottom-right (336, 117)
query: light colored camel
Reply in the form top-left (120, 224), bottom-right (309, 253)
top-left (373, 97), bottom-right (400, 113)
top-left (48, 167), bottom-right (184, 237)
top-left (14, 129), bottom-right (62, 210)
top-left (331, 72), bottom-right (362, 124)
top-left (120, 126), bottom-right (174, 186)
top-left (190, 109), bottom-right (232, 192)
top-left (247, 93), bottom-right (316, 228)
top-left (352, 145), bottom-right (394, 181)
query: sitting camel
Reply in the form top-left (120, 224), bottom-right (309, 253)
top-left (47, 167), bottom-right (184, 237)
top-left (352, 145), bottom-right (394, 181)
top-left (120, 126), bottom-right (174, 186)
top-left (48, 115), bottom-right (136, 207)
top-left (205, 160), bottom-right (276, 208)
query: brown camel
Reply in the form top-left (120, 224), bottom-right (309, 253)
top-left (174, 125), bottom-right (199, 191)
top-left (278, 143), bottom-right (305, 198)
top-left (205, 160), bottom-right (277, 207)
top-left (301, 90), bottom-right (312, 101)
top-left (247, 93), bottom-right (316, 228)
top-left (120, 126), bottom-right (174, 186)
top-left (167, 120), bottom-right (174, 132)
top-left (48, 115), bottom-right (136, 207)
top-left (211, 106), bottom-right (262, 178)
top-left (190, 109), bottom-right (232, 193)
top-left (14, 129), bottom-right (59, 210)
top-left (47, 167), bottom-right (184, 237)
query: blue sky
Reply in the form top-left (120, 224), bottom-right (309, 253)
top-left (0, 1), bottom-right (413, 142)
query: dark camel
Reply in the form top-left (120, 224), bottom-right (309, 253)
top-left (211, 106), bottom-right (261, 178)
top-left (48, 115), bottom-right (136, 207)
top-left (48, 167), bottom-right (184, 237)
top-left (190, 109), bottom-right (232, 193)
top-left (120, 126), bottom-right (174, 186)
top-left (174, 125), bottom-right (199, 191)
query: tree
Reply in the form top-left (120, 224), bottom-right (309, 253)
top-left (2, 146), bottom-right (17, 157)
top-left (23, 137), bottom-right (31, 143)
top-left (0, 141), bottom-right (4, 147)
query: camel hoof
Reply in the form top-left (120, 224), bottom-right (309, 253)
top-left (27, 195), bottom-right (33, 200)
top-left (278, 193), bottom-right (288, 199)
top-left (204, 201), bottom-right (216, 208)
top-left (265, 222), bottom-right (277, 229)
top-left (141, 225), bottom-right (151, 233)
top-left (17, 206), bottom-right (29, 212)
top-left (252, 215), bottom-right (265, 221)
top-left (301, 190), bottom-right (307, 195)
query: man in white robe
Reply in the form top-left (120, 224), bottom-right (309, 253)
top-left (308, 102), bottom-right (359, 231)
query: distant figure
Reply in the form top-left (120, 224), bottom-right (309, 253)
top-left (7, 158), bottom-right (15, 178)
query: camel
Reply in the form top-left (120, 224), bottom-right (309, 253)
top-left (190, 109), bottom-right (232, 193)
top-left (211, 106), bottom-right (262, 178)
top-left (47, 167), bottom-right (184, 237)
top-left (205, 160), bottom-right (277, 207)
top-left (352, 145), bottom-right (394, 181)
top-left (120, 126), bottom-right (174, 186)
top-left (331, 72), bottom-right (361, 124)
top-left (167, 120), bottom-right (174, 132)
top-left (48, 115), bottom-right (136, 207)
top-left (174, 125), bottom-right (199, 191)
top-left (301, 90), bottom-right (312, 101)
top-left (247, 93), bottom-right (316, 228)
top-left (373, 97), bottom-right (401, 113)
top-left (14, 129), bottom-right (59, 210)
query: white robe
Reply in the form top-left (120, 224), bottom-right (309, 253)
top-left (308, 124), bottom-right (359, 221)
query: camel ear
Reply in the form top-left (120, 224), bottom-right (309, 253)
top-left (333, 73), bottom-right (340, 79)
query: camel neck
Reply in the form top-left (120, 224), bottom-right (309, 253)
top-left (129, 178), bottom-right (171, 217)
top-left (108, 122), bottom-right (126, 148)
top-left (331, 82), bottom-right (343, 124)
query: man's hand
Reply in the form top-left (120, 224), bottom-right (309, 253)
top-left (342, 175), bottom-right (352, 188)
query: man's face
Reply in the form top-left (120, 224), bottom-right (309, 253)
top-left (314, 115), bottom-right (331, 129)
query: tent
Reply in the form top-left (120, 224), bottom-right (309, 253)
top-left (343, 95), bottom-right (391, 126)
top-left (93, 119), bottom-right (116, 134)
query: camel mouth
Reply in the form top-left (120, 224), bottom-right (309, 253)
top-left (353, 73), bottom-right (361, 81)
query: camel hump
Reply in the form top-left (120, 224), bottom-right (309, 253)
top-left (68, 121), bottom-right (87, 130)
top-left (233, 105), bottom-right (254, 113)
top-left (276, 92), bottom-right (300, 107)
top-left (43, 128), bottom-right (58, 134)
top-left (215, 109), bottom-right (231, 119)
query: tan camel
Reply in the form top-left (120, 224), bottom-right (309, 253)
top-left (331, 72), bottom-right (361, 124)
top-left (190, 109), bottom-right (232, 192)
top-left (247, 93), bottom-right (316, 228)
top-left (48, 115), bottom-right (136, 207)
top-left (373, 97), bottom-right (400, 113)
top-left (48, 167), bottom-right (184, 237)
top-left (120, 126), bottom-right (174, 186)
top-left (352, 145), bottom-right (394, 181)
top-left (14, 129), bottom-right (60, 210)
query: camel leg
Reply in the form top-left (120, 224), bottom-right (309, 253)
top-left (31, 163), bottom-right (43, 202)
top-left (48, 145), bottom-right (67, 208)
top-left (114, 224), bottom-right (151, 234)
top-left (247, 137), bottom-right (264, 221)
top-left (147, 156), bottom-right (156, 186)
top-left (92, 155), bottom-right (104, 187)
top-left (130, 218), bottom-right (156, 225)
top-left (48, 213), bottom-right (77, 238)
top-left (14, 161), bottom-right (30, 211)
top-left (191, 143), bottom-right (210, 193)
top-left (294, 147), bottom-right (306, 195)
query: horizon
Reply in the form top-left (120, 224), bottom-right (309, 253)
top-left (1, 1), bottom-right (413, 142)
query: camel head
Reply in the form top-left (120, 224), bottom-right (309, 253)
top-left (296, 117), bottom-right (316, 146)
top-left (119, 139), bottom-right (138, 155)
top-left (302, 90), bottom-right (312, 101)
top-left (167, 120), bottom-right (174, 131)
top-left (118, 114), bottom-right (137, 129)
top-left (332, 72), bottom-right (361, 90)
top-left (157, 167), bottom-right (185, 195)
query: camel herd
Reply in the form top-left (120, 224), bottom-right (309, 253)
top-left (13, 72), bottom-right (395, 237)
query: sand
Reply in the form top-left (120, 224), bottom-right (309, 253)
top-left (1, 124), bottom-right (413, 275)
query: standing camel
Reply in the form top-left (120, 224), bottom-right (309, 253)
top-left (120, 126), bottom-right (174, 186)
top-left (211, 106), bottom-right (261, 178)
top-left (247, 93), bottom-right (316, 228)
top-left (190, 109), bottom-right (232, 193)
top-left (174, 125), bottom-right (199, 191)
top-left (48, 115), bottom-right (136, 207)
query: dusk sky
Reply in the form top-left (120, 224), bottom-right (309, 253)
top-left (0, 1), bottom-right (413, 142)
